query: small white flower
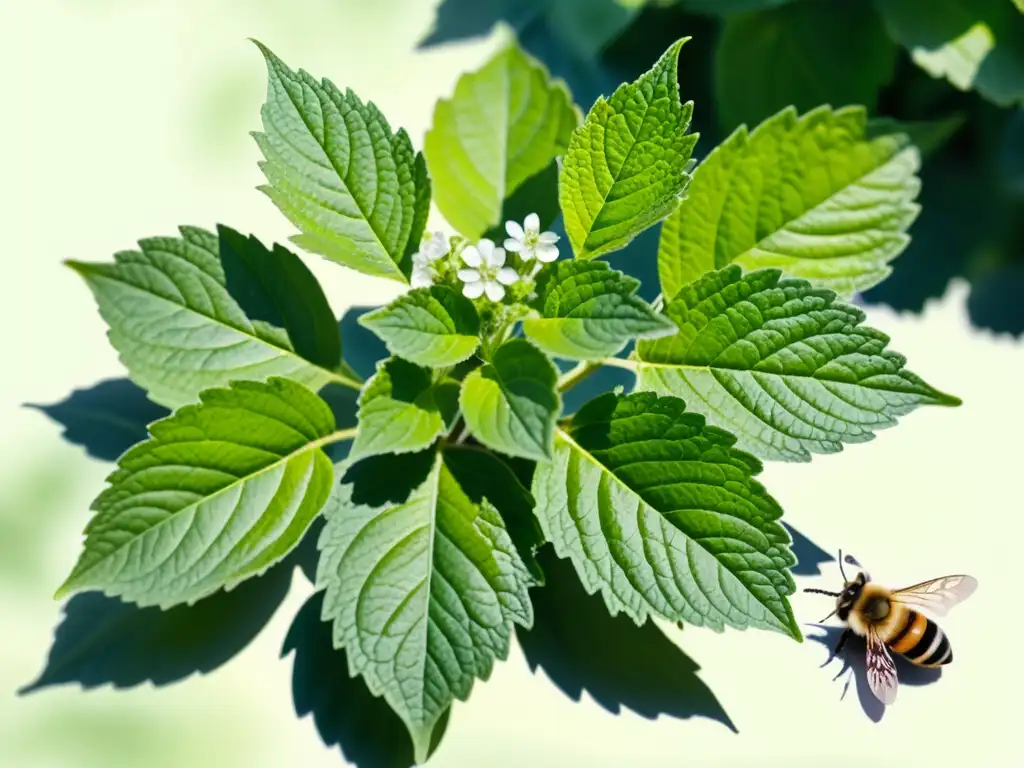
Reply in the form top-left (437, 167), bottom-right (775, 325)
top-left (458, 238), bottom-right (518, 301)
top-left (410, 231), bottom-right (449, 288)
top-left (504, 212), bottom-right (560, 263)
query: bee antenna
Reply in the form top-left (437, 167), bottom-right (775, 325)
top-left (818, 607), bottom-right (839, 623)
top-left (804, 588), bottom-right (840, 597)
top-left (838, 549), bottom-right (848, 581)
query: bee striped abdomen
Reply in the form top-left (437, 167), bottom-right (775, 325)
top-left (888, 609), bottom-right (953, 667)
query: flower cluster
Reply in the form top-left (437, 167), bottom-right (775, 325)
top-left (409, 213), bottom-right (560, 302)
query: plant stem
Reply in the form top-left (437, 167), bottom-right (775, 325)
top-left (324, 426), bottom-right (359, 446)
top-left (599, 356), bottom-right (637, 371)
top-left (651, 292), bottom-right (665, 312)
top-left (556, 361), bottom-right (600, 392)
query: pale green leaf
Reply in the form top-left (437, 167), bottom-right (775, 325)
top-left (349, 358), bottom-right (453, 462)
top-left (253, 42), bottom-right (431, 282)
top-left (425, 42), bottom-right (578, 239)
top-left (875, 0), bottom-right (1024, 107)
top-left (559, 37), bottom-right (699, 260)
top-left (459, 339), bottom-right (560, 460)
top-left (68, 226), bottom-right (355, 410)
top-left (523, 260), bottom-right (675, 360)
top-left (531, 391), bottom-right (800, 638)
top-left (358, 286), bottom-right (481, 367)
top-left (56, 377), bottom-right (339, 608)
top-left (318, 450), bottom-right (533, 759)
top-left (715, 1), bottom-right (897, 132)
top-left (637, 266), bottom-right (960, 462)
top-left (658, 106), bottom-right (921, 301)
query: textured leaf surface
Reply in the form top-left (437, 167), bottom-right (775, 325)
top-left (559, 38), bottom-right (698, 259)
top-left (350, 358), bottom-right (453, 461)
top-left (460, 339), bottom-right (560, 460)
top-left (715, 2), bottom-right (896, 131)
top-left (524, 260), bottom-right (675, 360)
top-left (637, 266), bottom-right (960, 462)
top-left (68, 226), bottom-right (351, 410)
top-left (425, 42), bottom-right (578, 238)
top-left (57, 378), bottom-right (338, 608)
top-left (358, 287), bottom-right (480, 368)
top-left (254, 42), bottom-right (430, 281)
top-left (317, 451), bottom-right (533, 758)
top-left (658, 106), bottom-right (921, 301)
top-left (284, 592), bottom-right (450, 768)
top-left (875, 0), bottom-right (1024, 107)
top-left (218, 225), bottom-right (341, 370)
top-left (531, 391), bottom-right (800, 637)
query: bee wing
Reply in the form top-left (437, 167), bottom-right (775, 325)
top-left (891, 575), bottom-right (977, 617)
top-left (866, 626), bottom-right (898, 705)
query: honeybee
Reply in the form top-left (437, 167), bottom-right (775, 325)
top-left (805, 552), bottom-right (977, 705)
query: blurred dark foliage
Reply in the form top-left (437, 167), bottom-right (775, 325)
top-left (806, 624), bottom-right (942, 723)
top-left (420, 0), bottom-right (1024, 337)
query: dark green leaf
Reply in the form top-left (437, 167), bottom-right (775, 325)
top-left (532, 391), bottom-right (801, 638)
top-left (638, 266), bottom-right (961, 461)
top-left (460, 339), bottom-right (560, 460)
top-left (349, 357), bottom-right (450, 461)
top-left (56, 377), bottom-right (341, 607)
top-left (560, 37), bottom-right (699, 259)
top-left (253, 42), bottom-right (431, 281)
top-left (68, 226), bottom-right (357, 409)
top-left (524, 260), bottom-right (675, 360)
top-left (317, 449), bottom-right (534, 760)
top-left (218, 225), bottom-right (341, 370)
top-left (358, 287), bottom-right (481, 368)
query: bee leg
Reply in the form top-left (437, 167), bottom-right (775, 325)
top-left (833, 629), bottom-right (851, 658)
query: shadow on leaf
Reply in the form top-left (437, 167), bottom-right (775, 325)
top-left (806, 624), bottom-right (942, 723)
top-left (517, 547), bottom-right (736, 731)
top-left (26, 378), bottom-right (168, 462)
top-left (283, 592), bottom-right (450, 768)
top-left (19, 556), bottom-right (299, 694)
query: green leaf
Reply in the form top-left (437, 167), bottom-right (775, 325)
top-left (317, 450), bottom-right (534, 760)
top-left (68, 226), bottom-right (356, 410)
top-left (637, 266), bottom-right (960, 462)
top-left (253, 41), bottom-right (431, 282)
top-left (523, 260), bottom-right (675, 360)
top-left (875, 0), bottom-right (1024, 107)
top-left (358, 286), bottom-right (481, 368)
top-left (559, 37), bottom-right (699, 260)
top-left (459, 339), bottom-right (560, 461)
top-left (218, 225), bottom-right (341, 370)
top-left (657, 106), bottom-right (921, 301)
top-left (442, 446), bottom-right (546, 583)
top-left (56, 377), bottom-right (340, 608)
top-left (531, 391), bottom-right (800, 638)
top-left (424, 41), bottom-right (578, 239)
top-left (866, 113), bottom-right (967, 158)
top-left (715, 1), bottom-right (897, 132)
top-left (350, 358), bottom-right (451, 461)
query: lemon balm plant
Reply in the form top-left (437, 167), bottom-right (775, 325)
top-left (28, 35), bottom-right (961, 763)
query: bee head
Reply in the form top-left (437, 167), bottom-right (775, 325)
top-left (803, 551), bottom-right (869, 622)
